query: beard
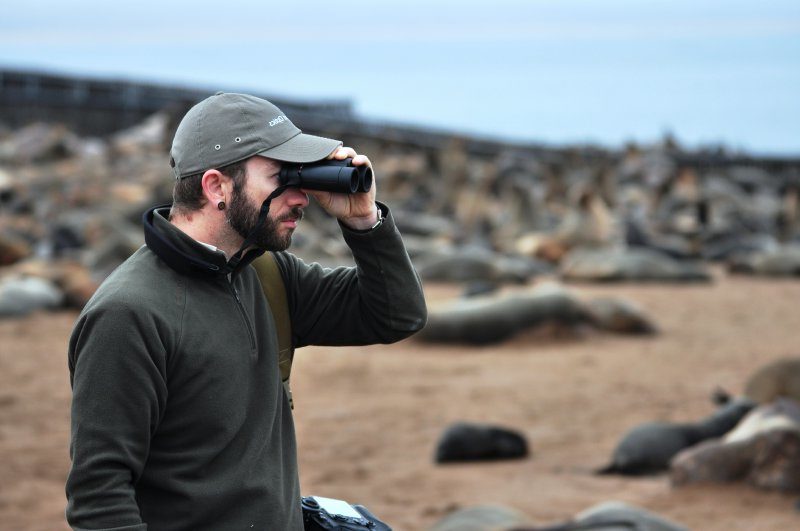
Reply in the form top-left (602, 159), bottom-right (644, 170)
top-left (228, 188), bottom-right (302, 252)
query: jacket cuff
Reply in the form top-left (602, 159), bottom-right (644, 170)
top-left (338, 202), bottom-right (391, 236)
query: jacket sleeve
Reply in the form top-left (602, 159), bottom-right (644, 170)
top-left (66, 301), bottom-right (169, 531)
top-left (275, 203), bottom-right (427, 347)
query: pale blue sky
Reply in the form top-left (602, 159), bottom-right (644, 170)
top-left (2, 0), bottom-right (798, 154)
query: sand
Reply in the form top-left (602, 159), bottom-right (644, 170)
top-left (2, 269), bottom-right (799, 530)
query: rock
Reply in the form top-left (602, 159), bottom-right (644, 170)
top-left (434, 422), bottom-right (529, 463)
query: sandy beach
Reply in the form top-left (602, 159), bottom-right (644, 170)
top-left (2, 269), bottom-right (799, 530)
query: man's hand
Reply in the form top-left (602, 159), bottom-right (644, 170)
top-left (303, 147), bottom-right (379, 231)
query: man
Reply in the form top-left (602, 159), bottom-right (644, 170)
top-left (66, 92), bottom-right (427, 530)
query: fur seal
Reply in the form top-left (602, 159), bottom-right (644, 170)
top-left (417, 283), bottom-right (590, 345)
top-left (724, 397), bottom-right (800, 443)
top-left (561, 501), bottom-right (688, 531)
top-left (428, 505), bottom-right (532, 531)
top-left (501, 501), bottom-right (689, 531)
top-left (597, 397), bottom-right (756, 475)
top-left (434, 422), bottom-right (529, 463)
top-left (728, 245), bottom-right (800, 276)
top-left (560, 248), bottom-right (711, 283)
top-left (415, 246), bottom-right (549, 284)
top-left (0, 275), bottom-right (64, 317)
top-left (585, 297), bottom-right (657, 335)
top-left (744, 358), bottom-right (800, 404)
top-left (671, 400), bottom-right (800, 492)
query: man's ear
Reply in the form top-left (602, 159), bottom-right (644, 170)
top-left (201, 169), bottom-right (231, 208)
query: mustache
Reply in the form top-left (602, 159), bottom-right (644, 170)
top-left (276, 207), bottom-right (304, 222)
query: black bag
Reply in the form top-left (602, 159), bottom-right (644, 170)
top-left (301, 496), bottom-right (392, 531)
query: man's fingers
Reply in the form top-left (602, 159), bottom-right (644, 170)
top-left (350, 154), bottom-right (370, 167)
top-left (333, 146), bottom-right (357, 160)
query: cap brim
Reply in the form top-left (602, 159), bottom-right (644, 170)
top-left (256, 132), bottom-right (342, 163)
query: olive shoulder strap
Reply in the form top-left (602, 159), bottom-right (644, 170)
top-left (252, 252), bottom-right (295, 408)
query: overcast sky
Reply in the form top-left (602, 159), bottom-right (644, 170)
top-left (2, 0), bottom-right (798, 154)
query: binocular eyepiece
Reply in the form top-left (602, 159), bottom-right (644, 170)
top-left (278, 158), bottom-right (373, 194)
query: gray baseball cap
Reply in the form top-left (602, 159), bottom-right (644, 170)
top-left (169, 92), bottom-right (343, 179)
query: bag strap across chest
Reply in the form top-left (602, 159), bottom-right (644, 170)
top-left (252, 252), bottom-right (295, 408)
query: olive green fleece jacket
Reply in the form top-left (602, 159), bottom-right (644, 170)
top-left (66, 203), bottom-right (426, 531)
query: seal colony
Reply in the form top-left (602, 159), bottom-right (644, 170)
top-left (1, 89), bottom-right (800, 530)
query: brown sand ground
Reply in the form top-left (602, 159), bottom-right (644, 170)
top-left (1, 269), bottom-right (799, 530)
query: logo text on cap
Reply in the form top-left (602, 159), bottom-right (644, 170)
top-left (268, 116), bottom-right (288, 127)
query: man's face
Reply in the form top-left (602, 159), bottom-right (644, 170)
top-left (227, 156), bottom-right (309, 251)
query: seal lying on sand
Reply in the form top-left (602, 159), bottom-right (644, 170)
top-left (725, 397), bottom-right (800, 443)
top-left (744, 357), bottom-right (800, 404)
top-left (585, 297), bottom-right (657, 335)
top-left (414, 245), bottom-right (550, 284)
top-left (419, 282), bottom-right (658, 344)
top-left (517, 501), bottom-right (689, 531)
top-left (555, 501), bottom-right (688, 531)
top-left (702, 232), bottom-right (777, 262)
top-left (428, 505), bottom-right (532, 531)
top-left (728, 245), bottom-right (800, 277)
top-left (434, 422), bottom-right (529, 463)
top-left (597, 397), bottom-right (756, 475)
top-left (670, 398), bottom-right (800, 492)
top-left (430, 501), bottom-right (688, 531)
top-left (0, 275), bottom-right (63, 317)
top-left (417, 283), bottom-right (590, 344)
top-left (560, 248), bottom-right (711, 283)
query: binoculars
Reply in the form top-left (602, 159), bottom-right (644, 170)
top-left (279, 158), bottom-right (373, 194)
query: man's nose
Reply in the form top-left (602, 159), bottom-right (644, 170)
top-left (284, 187), bottom-right (309, 207)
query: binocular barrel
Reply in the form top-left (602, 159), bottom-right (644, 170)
top-left (278, 158), bottom-right (373, 194)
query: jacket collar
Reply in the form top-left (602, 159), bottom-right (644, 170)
top-left (142, 204), bottom-right (264, 278)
